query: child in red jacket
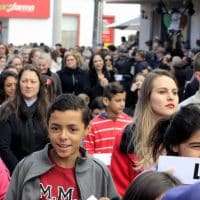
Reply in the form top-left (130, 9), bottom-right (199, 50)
top-left (84, 82), bottom-right (132, 156)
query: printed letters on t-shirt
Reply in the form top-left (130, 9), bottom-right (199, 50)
top-left (40, 183), bottom-right (76, 200)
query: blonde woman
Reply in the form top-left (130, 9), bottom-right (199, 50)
top-left (110, 69), bottom-right (179, 197)
top-left (57, 51), bottom-right (90, 95)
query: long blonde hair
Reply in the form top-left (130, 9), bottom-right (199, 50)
top-left (133, 69), bottom-right (177, 169)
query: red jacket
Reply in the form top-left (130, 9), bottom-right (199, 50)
top-left (110, 134), bottom-right (139, 197)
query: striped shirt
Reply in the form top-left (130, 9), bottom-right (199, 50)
top-left (84, 112), bottom-right (132, 155)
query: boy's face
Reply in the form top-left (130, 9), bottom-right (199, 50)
top-left (104, 92), bottom-right (126, 115)
top-left (48, 110), bottom-right (87, 165)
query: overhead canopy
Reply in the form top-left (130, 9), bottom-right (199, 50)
top-left (106, 0), bottom-right (182, 4)
top-left (106, 17), bottom-right (140, 30)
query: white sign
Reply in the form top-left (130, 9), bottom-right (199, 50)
top-left (93, 153), bottom-right (112, 166)
top-left (157, 156), bottom-right (200, 184)
top-left (114, 74), bottom-right (123, 81)
top-left (87, 195), bottom-right (98, 200)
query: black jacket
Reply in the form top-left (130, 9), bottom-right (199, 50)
top-left (57, 67), bottom-right (90, 95)
top-left (183, 77), bottom-right (199, 100)
top-left (0, 100), bottom-right (48, 173)
top-left (89, 70), bottom-right (112, 100)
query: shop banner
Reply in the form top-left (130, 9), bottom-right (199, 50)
top-left (102, 16), bottom-right (115, 47)
top-left (0, 0), bottom-right (50, 18)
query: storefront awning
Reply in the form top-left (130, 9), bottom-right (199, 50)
top-left (106, 17), bottom-right (140, 30)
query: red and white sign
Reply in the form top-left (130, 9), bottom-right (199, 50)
top-left (102, 16), bottom-right (115, 46)
top-left (0, 0), bottom-right (50, 18)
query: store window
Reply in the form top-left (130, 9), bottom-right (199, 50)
top-left (62, 14), bottom-right (80, 48)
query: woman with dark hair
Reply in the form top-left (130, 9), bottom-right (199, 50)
top-left (89, 53), bottom-right (112, 100)
top-left (149, 104), bottom-right (200, 162)
top-left (0, 65), bottom-right (48, 173)
top-left (110, 69), bottom-right (179, 196)
top-left (123, 171), bottom-right (181, 200)
top-left (104, 54), bottom-right (117, 81)
top-left (0, 71), bottom-right (17, 104)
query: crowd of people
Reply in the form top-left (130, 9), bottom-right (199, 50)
top-left (0, 37), bottom-right (200, 200)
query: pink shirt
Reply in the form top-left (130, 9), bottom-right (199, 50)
top-left (0, 158), bottom-right (10, 200)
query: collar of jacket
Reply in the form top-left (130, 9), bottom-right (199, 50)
top-left (63, 66), bottom-right (80, 73)
top-left (19, 99), bottom-right (38, 119)
top-left (44, 68), bottom-right (52, 76)
top-left (23, 143), bottom-right (90, 185)
top-left (99, 111), bottom-right (124, 120)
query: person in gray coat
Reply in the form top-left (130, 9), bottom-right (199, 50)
top-left (6, 94), bottom-right (119, 200)
top-left (37, 52), bottom-right (62, 97)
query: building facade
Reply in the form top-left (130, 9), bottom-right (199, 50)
top-left (107, 0), bottom-right (200, 50)
top-left (0, 0), bottom-right (139, 47)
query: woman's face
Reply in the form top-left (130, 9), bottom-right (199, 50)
top-left (174, 130), bottom-right (200, 157)
top-left (135, 53), bottom-right (143, 61)
top-left (0, 44), bottom-right (6, 56)
top-left (0, 57), bottom-right (6, 69)
top-left (38, 58), bottom-right (50, 74)
top-left (32, 51), bottom-right (41, 65)
top-left (150, 76), bottom-right (178, 119)
top-left (65, 55), bottom-right (77, 69)
top-left (93, 55), bottom-right (104, 71)
top-left (20, 70), bottom-right (40, 100)
top-left (135, 74), bottom-right (145, 89)
top-left (12, 58), bottom-right (23, 72)
top-left (4, 76), bottom-right (17, 97)
top-left (104, 55), bottom-right (112, 66)
top-left (22, 48), bottom-right (31, 63)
